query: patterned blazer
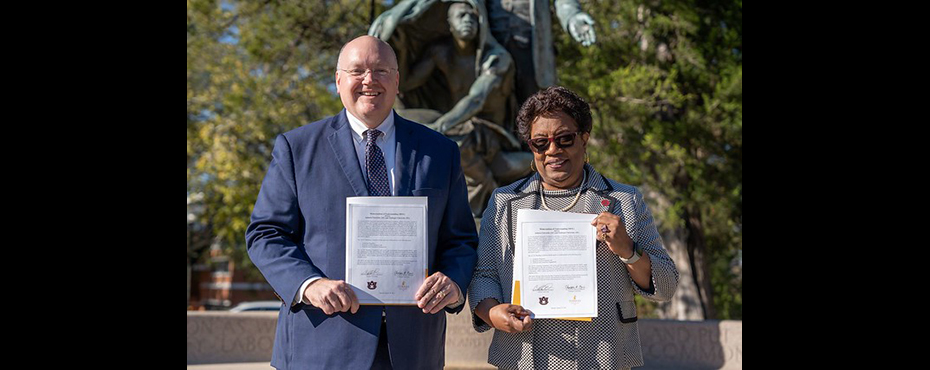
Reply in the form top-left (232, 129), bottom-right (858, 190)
top-left (468, 164), bottom-right (679, 369)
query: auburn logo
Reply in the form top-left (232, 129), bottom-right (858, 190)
top-left (367, 281), bottom-right (377, 290)
top-left (539, 296), bottom-right (549, 305)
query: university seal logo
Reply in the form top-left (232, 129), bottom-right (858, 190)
top-left (539, 296), bottom-right (549, 305)
top-left (367, 281), bottom-right (377, 290)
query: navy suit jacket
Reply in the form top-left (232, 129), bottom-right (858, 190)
top-left (246, 110), bottom-right (479, 370)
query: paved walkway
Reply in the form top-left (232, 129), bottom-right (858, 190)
top-left (187, 363), bottom-right (273, 370)
top-left (187, 363), bottom-right (487, 370)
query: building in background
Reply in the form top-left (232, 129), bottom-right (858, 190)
top-left (189, 245), bottom-right (278, 310)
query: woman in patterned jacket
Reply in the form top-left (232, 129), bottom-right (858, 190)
top-left (468, 86), bottom-right (679, 369)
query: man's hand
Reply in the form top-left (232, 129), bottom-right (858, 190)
top-left (569, 13), bottom-right (597, 46)
top-left (415, 272), bottom-right (461, 314)
top-left (304, 278), bottom-right (360, 315)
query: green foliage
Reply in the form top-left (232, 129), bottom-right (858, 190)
top-left (187, 0), bottom-right (378, 266)
top-left (557, 0), bottom-right (741, 319)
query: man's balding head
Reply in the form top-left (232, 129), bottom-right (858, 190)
top-left (335, 35), bottom-right (400, 128)
top-left (337, 36), bottom-right (398, 71)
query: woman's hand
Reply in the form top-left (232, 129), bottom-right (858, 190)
top-left (591, 212), bottom-right (635, 258)
top-left (591, 212), bottom-right (653, 288)
top-left (476, 298), bottom-right (534, 333)
top-left (488, 304), bottom-right (534, 333)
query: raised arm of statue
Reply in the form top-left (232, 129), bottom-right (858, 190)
top-left (555, 0), bottom-right (596, 46)
top-left (369, 0), bottom-right (438, 40)
top-left (433, 71), bottom-right (499, 133)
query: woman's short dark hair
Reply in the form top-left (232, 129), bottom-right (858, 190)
top-left (516, 86), bottom-right (592, 142)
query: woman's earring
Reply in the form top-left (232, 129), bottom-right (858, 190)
top-left (530, 161), bottom-right (537, 172)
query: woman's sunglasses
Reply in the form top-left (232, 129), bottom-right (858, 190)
top-left (527, 132), bottom-right (582, 153)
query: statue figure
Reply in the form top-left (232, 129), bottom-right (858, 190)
top-left (486, 0), bottom-right (597, 105)
top-left (371, 0), bottom-right (532, 216)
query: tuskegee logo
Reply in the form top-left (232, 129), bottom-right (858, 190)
top-left (539, 296), bottom-right (549, 305)
top-left (367, 281), bottom-right (377, 290)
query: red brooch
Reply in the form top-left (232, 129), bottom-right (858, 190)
top-left (601, 199), bottom-right (610, 207)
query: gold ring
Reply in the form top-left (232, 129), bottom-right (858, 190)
top-left (437, 290), bottom-right (444, 299)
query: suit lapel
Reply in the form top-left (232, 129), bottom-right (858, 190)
top-left (328, 109), bottom-right (370, 196)
top-left (582, 165), bottom-right (627, 230)
top-left (393, 113), bottom-right (418, 196)
top-left (582, 166), bottom-right (613, 215)
top-left (506, 175), bottom-right (540, 252)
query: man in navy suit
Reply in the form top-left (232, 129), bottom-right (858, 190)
top-left (246, 35), bottom-right (479, 369)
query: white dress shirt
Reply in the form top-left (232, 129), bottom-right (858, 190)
top-left (346, 110), bottom-right (397, 196)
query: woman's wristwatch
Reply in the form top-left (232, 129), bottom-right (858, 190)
top-left (619, 243), bottom-right (641, 264)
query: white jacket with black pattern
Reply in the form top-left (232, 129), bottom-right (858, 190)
top-left (468, 164), bottom-right (679, 369)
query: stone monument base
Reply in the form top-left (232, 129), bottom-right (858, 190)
top-left (188, 300), bottom-right (741, 369)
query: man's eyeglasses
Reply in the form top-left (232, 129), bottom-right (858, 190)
top-left (527, 132), bottom-right (582, 153)
top-left (338, 67), bottom-right (396, 79)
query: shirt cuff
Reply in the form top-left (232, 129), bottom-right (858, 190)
top-left (295, 277), bottom-right (322, 306)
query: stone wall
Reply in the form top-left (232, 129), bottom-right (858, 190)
top-left (188, 312), bottom-right (278, 364)
top-left (638, 319), bottom-right (742, 370)
top-left (188, 310), bottom-right (741, 369)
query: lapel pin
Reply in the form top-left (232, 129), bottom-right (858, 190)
top-left (601, 199), bottom-right (610, 207)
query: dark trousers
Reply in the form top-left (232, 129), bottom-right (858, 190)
top-left (370, 319), bottom-right (392, 370)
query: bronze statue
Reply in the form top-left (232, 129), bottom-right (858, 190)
top-left (486, 0), bottom-right (597, 105)
top-left (371, 0), bottom-right (532, 216)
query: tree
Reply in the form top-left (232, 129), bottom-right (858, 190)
top-left (187, 0), bottom-right (379, 277)
top-left (555, 0), bottom-right (742, 319)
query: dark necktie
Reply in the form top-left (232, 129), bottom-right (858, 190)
top-left (365, 129), bottom-right (391, 196)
